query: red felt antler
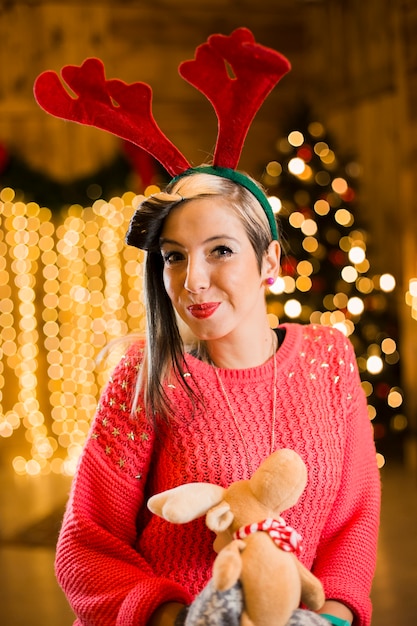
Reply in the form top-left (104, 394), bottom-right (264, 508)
top-left (33, 28), bottom-right (290, 176)
top-left (33, 58), bottom-right (190, 177)
top-left (179, 28), bottom-right (291, 169)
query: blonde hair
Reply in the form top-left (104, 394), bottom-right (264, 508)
top-left (125, 170), bottom-right (279, 423)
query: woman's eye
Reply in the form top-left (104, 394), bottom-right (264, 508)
top-left (211, 245), bottom-right (234, 259)
top-left (162, 251), bottom-right (184, 265)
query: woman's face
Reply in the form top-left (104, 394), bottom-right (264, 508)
top-left (159, 196), bottom-right (277, 344)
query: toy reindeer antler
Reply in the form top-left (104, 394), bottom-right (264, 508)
top-left (33, 58), bottom-right (190, 177)
top-left (33, 28), bottom-right (290, 177)
top-left (180, 28), bottom-right (290, 169)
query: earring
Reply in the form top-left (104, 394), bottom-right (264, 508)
top-left (266, 277), bottom-right (275, 286)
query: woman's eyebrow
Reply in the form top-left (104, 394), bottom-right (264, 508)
top-left (160, 235), bottom-right (240, 247)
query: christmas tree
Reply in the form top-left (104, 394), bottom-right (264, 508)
top-left (262, 114), bottom-right (407, 463)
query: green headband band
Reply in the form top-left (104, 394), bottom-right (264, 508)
top-left (170, 166), bottom-right (278, 241)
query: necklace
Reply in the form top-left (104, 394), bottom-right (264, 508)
top-left (212, 332), bottom-right (278, 476)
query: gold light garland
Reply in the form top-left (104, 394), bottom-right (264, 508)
top-left (406, 278), bottom-right (417, 320)
top-left (0, 188), bottom-right (145, 476)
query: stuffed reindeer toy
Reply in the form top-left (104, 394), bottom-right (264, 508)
top-left (148, 448), bottom-right (325, 626)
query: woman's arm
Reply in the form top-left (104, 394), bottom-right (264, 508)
top-left (312, 336), bottom-right (381, 626)
top-left (55, 345), bottom-right (192, 625)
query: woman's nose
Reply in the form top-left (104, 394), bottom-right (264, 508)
top-left (184, 258), bottom-right (210, 293)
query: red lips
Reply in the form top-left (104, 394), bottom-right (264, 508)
top-left (187, 302), bottom-right (220, 319)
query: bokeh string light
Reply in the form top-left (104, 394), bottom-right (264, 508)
top-left (0, 187), bottom-right (145, 476)
top-left (264, 121), bottom-right (407, 467)
top-left (406, 277), bottom-right (417, 319)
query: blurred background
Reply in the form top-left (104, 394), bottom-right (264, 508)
top-left (0, 1), bottom-right (416, 624)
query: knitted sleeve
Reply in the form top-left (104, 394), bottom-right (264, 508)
top-left (311, 333), bottom-right (381, 626)
top-left (55, 342), bottom-right (192, 626)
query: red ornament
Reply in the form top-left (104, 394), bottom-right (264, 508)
top-left (297, 145), bottom-right (312, 162)
top-left (281, 256), bottom-right (297, 276)
top-left (341, 187), bottom-right (355, 202)
top-left (0, 143), bottom-right (9, 174)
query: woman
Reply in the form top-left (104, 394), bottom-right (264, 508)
top-left (55, 169), bottom-right (380, 626)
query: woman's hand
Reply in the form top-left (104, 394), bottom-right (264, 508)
top-left (148, 602), bottom-right (186, 626)
top-left (319, 600), bottom-right (353, 624)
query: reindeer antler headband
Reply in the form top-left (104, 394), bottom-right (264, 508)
top-left (34, 27), bottom-right (290, 241)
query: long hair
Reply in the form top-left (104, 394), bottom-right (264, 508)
top-left (125, 169), bottom-right (280, 423)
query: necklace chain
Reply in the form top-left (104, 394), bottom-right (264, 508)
top-left (213, 335), bottom-right (278, 476)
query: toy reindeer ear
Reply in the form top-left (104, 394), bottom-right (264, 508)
top-left (206, 501), bottom-right (234, 532)
top-left (148, 483), bottom-right (225, 524)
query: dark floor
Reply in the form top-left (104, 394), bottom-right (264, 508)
top-left (0, 458), bottom-right (416, 625)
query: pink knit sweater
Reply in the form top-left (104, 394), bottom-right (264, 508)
top-left (55, 323), bottom-right (380, 626)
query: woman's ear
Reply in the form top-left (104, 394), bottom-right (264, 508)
top-left (262, 240), bottom-right (281, 282)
